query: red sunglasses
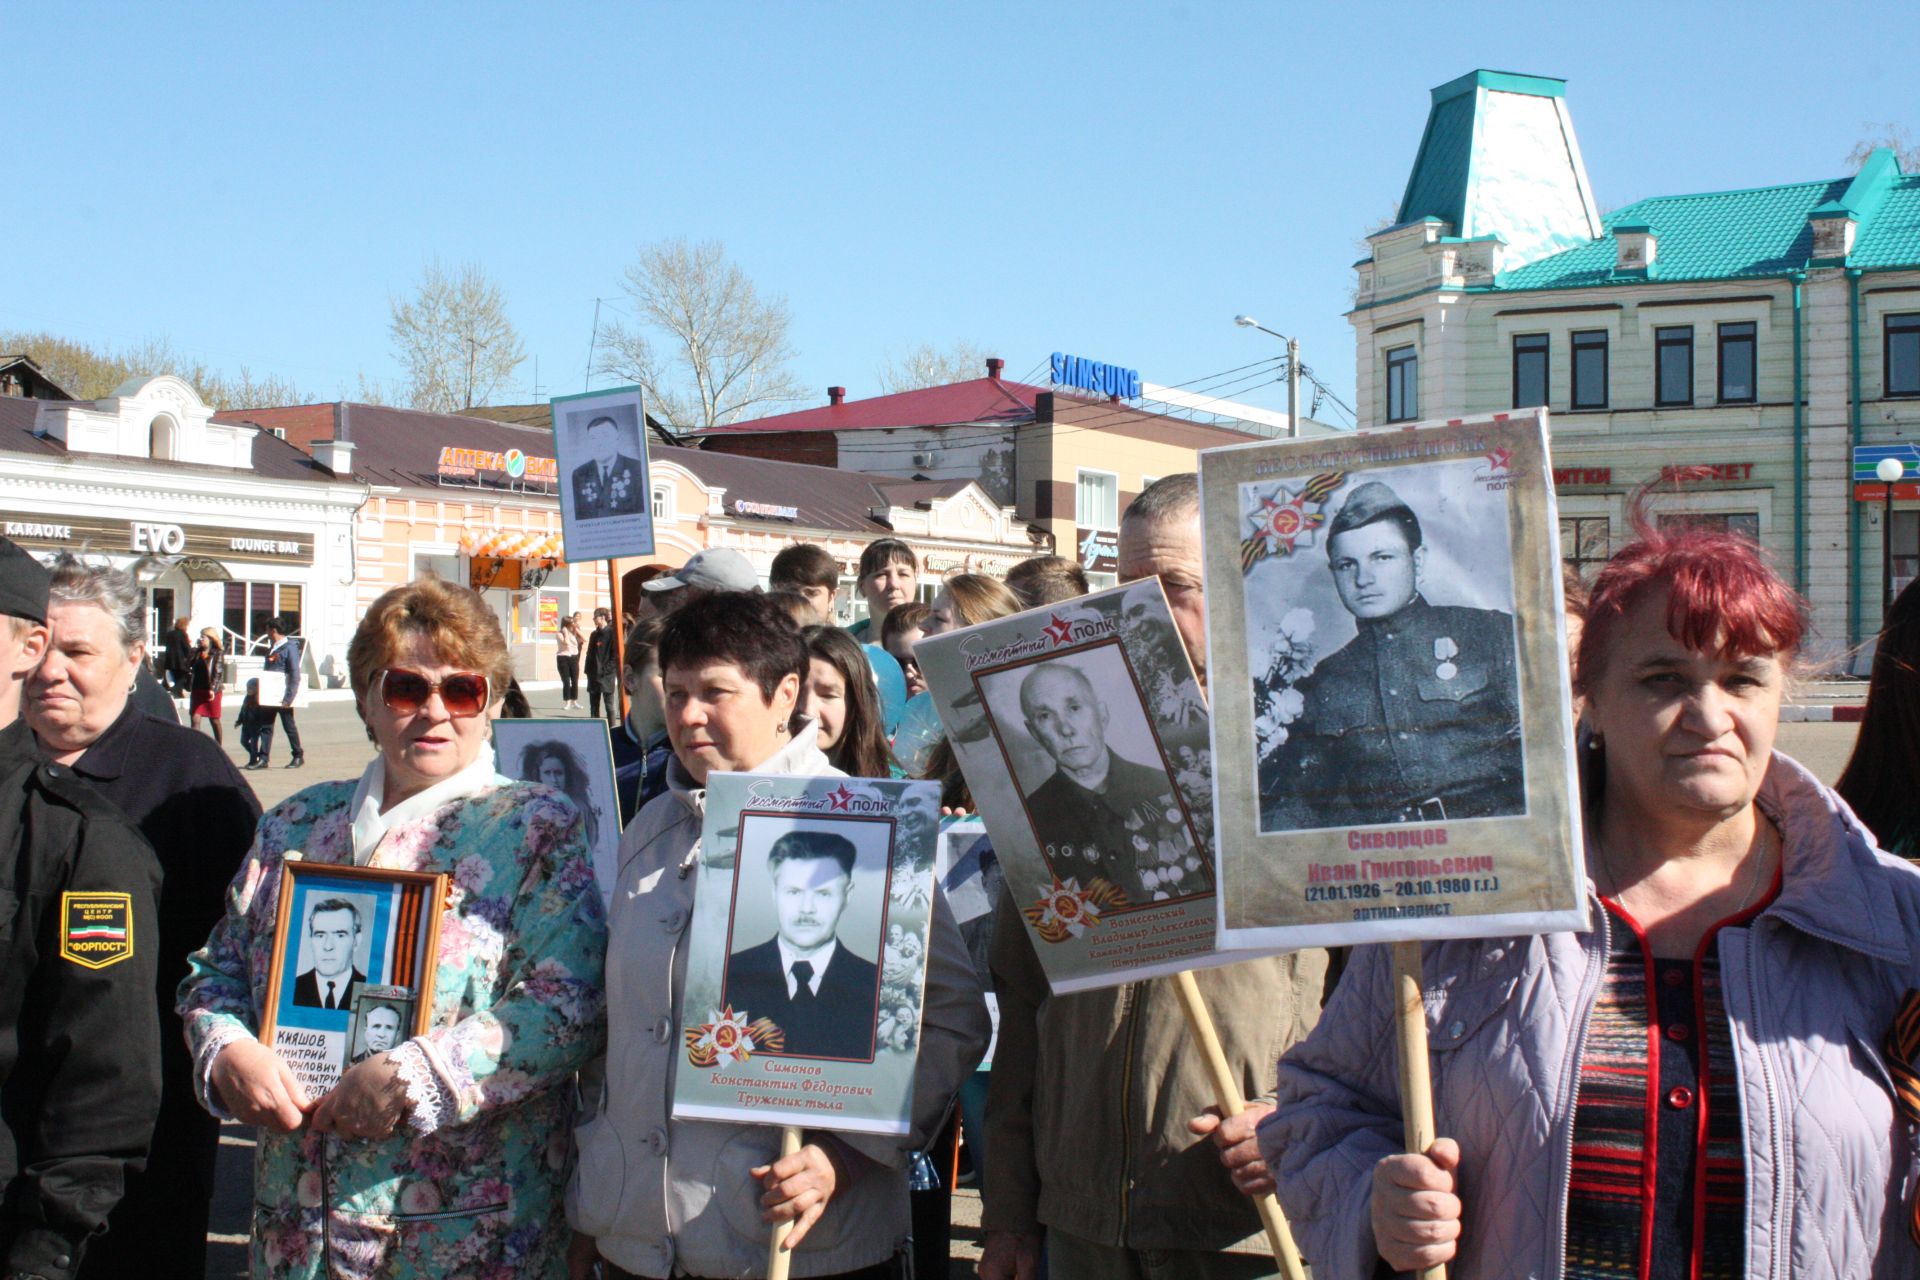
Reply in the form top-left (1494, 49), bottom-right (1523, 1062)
top-left (378, 668), bottom-right (491, 718)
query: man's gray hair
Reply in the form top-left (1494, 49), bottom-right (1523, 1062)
top-left (1122, 473), bottom-right (1199, 527)
top-left (47, 553), bottom-right (145, 655)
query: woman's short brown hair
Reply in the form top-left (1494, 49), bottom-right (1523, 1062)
top-left (348, 576), bottom-right (513, 705)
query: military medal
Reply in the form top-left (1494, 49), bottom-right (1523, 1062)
top-left (1434, 636), bottom-right (1459, 681)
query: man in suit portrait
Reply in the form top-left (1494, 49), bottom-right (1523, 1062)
top-left (724, 830), bottom-right (880, 1059)
top-left (348, 1004), bottom-right (403, 1065)
top-left (569, 415), bottom-right (646, 520)
top-left (1018, 661), bottom-right (1191, 904)
top-left (292, 897), bottom-right (366, 1010)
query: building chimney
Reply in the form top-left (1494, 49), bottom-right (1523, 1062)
top-left (987, 357), bottom-right (1004, 381)
top-left (313, 439), bottom-right (355, 476)
top-left (828, 386), bottom-right (846, 406)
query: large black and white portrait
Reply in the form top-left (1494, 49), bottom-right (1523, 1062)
top-left (976, 644), bottom-right (1208, 906)
top-left (722, 818), bottom-right (892, 1062)
top-left (494, 718), bottom-right (620, 909)
top-left (1246, 460), bottom-right (1526, 832)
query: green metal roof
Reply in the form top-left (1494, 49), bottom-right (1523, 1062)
top-left (1397, 89), bottom-right (1476, 228)
top-left (1495, 179), bottom-right (1849, 290)
top-left (1850, 174), bottom-right (1920, 268)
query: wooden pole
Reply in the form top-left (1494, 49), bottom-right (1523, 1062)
top-left (1171, 970), bottom-right (1309, 1280)
top-left (607, 558), bottom-right (626, 722)
top-left (765, 1124), bottom-right (803, 1279)
top-left (1392, 940), bottom-right (1446, 1280)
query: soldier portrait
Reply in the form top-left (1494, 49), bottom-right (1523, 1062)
top-left (566, 412), bottom-right (647, 520)
top-left (1256, 474), bottom-right (1525, 832)
top-left (978, 645), bottom-right (1208, 906)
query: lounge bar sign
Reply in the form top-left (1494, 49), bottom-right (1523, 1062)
top-left (0, 513), bottom-right (312, 565)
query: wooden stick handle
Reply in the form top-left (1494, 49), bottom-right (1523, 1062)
top-left (1172, 970), bottom-right (1309, 1280)
top-left (765, 1124), bottom-right (803, 1280)
top-left (1392, 940), bottom-right (1446, 1280)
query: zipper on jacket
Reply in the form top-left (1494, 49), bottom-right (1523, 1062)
top-left (1116, 981), bottom-right (1144, 1244)
top-left (1743, 923), bottom-right (1787, 1280)
top-left (1550, 908), bottom-right (1608, 1280)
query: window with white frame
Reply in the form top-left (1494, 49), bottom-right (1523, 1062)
top-left (650, 484), bottom-right (674, 521)
top-left (1076, 469), bottom-right (1119, 530)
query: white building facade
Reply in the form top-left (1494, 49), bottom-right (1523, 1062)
top-left (1352, 70), bottom-right (1920, 656)
top-left (0, 376), bottom-right (366, 685)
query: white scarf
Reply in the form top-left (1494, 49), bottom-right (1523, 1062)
top-left (348, 743), bottom-right (507, 865)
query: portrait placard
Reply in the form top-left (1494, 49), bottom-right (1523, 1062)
top-left (493, 717), bottom-right (621, 909)
top-left (1199, 408), bottom-right (1587, 951)
top-left (916, 581), bottom-right (1246, 994)
top-left (672, 774), bottom-right (941, 1137)
top-left (258, 861), bottom-right (445, 1100)
top-left (550, 385), bottom-right (655, 562)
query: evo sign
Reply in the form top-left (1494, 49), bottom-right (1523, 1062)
top-left (0, 512), bottom-right (312, 566)
top-left (1050, 352), bottom-right (1141, 400)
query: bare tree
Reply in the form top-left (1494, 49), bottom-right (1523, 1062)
top-left (389, 261), bottom-right (526, 413)
top-left (875, 341), bottom-right (1000, 393)
top-left (594, 238), bottom-right (805, 433)
top-left (0, 330), bottom-right (313, 408)
top-left (1849, 125), bottom-right (1920, 172)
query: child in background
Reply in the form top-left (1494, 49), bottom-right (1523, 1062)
top-left (235, 678), bottom-right (267, 767)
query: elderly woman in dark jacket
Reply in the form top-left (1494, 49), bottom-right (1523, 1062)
top-left (26, 554), bottom-right (260, 1280)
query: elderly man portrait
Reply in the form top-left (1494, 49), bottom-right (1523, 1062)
top-left (724, 829), bottom-right (880, 1059)
top-left (1260, 477), bottom-right (1524, 831)
top-left (569, 414), bottom-right (646, 519)
top-left (348, 1004), bottom-right (403, 1066)
top-left (292, 897), bottom-right (366, 1010)
top-left (1017, 660), bottom-right (1183, 904)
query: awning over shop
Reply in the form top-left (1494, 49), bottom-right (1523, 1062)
top-left (457, 528), bottom-right (566, 563)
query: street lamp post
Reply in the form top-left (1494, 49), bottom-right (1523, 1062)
top-left (1234, 314), bottom-right (1300, 438)
top-left (1878, 456), bottom-right (1906, 615)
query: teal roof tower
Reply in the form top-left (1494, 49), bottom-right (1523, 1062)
top-left (1396, 69), bottom-right (1604, 269)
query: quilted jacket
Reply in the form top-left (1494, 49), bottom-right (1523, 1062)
top-left (1260, 752), bottom-right (1920, 1279)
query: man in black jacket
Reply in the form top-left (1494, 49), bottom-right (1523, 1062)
top-left (583, 607), bottom-right (619, 724)
top-left (159, 615), bottom-right (193, 696)
top-left (0, 538), bottom-right (163, 1280)
top-left (725, 830), bottom-right (879, 1060)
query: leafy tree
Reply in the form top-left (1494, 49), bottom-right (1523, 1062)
top-left (389, 260), bottom-right (526, 413)
top-left (875, 341), bottom-right (1000, 393)
top-left (593, 238), bottom-right (806, 434)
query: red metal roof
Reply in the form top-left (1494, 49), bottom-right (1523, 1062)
top-left (691, 377), bottom-right (1048, 435)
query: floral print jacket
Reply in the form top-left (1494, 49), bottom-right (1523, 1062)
top-left (178, 779), bottom-right (608, 1280)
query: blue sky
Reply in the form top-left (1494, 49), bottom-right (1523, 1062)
top-left (6, 1), bottom-right (1916, 426)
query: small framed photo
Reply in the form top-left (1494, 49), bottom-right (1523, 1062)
top-left (259, 861), bottom-right (446, 1100)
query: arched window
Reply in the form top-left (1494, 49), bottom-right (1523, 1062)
top-left (148, 415), bottom-right (180, 460)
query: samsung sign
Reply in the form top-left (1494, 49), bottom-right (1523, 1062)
top-left (1050, 351), bottom-right (1141, 400)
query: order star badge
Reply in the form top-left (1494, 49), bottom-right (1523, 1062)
top-left (1241, 471), bottom-right (1345, 570)
top-left (686, 1005), bottom-right (785, 1068)
top-left (1043, 614), bottom-right (1075, 646)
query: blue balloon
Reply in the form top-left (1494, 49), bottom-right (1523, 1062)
top-left (863, 643), bottom-right (908, 736)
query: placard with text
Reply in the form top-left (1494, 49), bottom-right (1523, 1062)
top-left (671, 773), bottom-right (941, 1136)
top-left (1199, 408), bottom-right (1587, 950)
top-left (550, 385), bottom-right (655, 562)
top-left (917, 581), bottom-right (1253, 993)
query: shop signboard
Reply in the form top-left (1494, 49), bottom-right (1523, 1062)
top-left (1075, 526), bottom-right (1118, 572)
top-left (0, 512), bottom-right (312, 565)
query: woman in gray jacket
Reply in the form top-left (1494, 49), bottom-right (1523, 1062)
top-left (1263, 522), bottom-right (1920, 1279)
top-left (567, 590), bottom-right (989, 1279)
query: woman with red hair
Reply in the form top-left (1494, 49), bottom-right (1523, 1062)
top-left (1261, 523), bottom-right (1920, 1278)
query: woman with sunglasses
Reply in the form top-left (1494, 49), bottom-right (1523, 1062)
top-left (1262, 522), bottom-right (1920, 1279)
top-left (567, 589), bottom-right (988, 1279)
top-left (179, 576), bottom-right (607, 1279)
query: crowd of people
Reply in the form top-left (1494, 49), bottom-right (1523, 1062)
top-left (5, 469), bottom-right (1920, 1279)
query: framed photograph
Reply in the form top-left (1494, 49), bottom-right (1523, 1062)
top-left (493, 717), bottom-right (620, 909)
top-left (916, 580), bottom-right (1251, 994)
top-left (672, 773), bottom-right (942, 1137)
top-left (259, 861), bottom-right (445, 1100)
top-left (550, 385), bottom-right (655, 561)
top-left (1199, 408), bottom-right (1587, 951)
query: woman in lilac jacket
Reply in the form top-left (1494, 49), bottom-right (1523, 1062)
top-left (1263, 523), bottom-right (1920, 1279)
